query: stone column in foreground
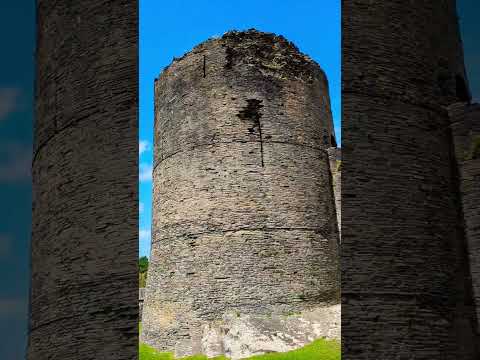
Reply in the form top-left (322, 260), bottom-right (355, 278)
top-left (28, 1), bottom-right (138, 359)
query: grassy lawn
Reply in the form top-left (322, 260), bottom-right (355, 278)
top-left (139, 323), bottom-right (340, 360)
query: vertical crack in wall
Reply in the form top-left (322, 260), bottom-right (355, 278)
top-left (237, 99), bottom-right (265, 167)
top-left (203, 55), bottom-right (206, 78)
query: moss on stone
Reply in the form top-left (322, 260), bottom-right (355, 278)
top-left (336, 160), bottom-right (342, 172)
top-left (262, 61), bottom-right (284, 71)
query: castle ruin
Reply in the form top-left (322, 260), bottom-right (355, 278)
top-left (28, 1), bottom-right (480, 359)
top-left (27, 1), bottom-right (138, 359)
top-left (342, 0), bottom-right (479, 358)
top-left (141, 30), bottom-right (341, 358)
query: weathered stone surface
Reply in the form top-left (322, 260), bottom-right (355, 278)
top-left (343, 0), bottom-right (470, 108)
top-left (28, 1), bottom-right (138, 359)
top-left (448, 103), bottom-right (480, 340)
top-left (140, 288), bottom-right (145, 320)
top-left (142, 29), bottom-right (340, 357)
top-left (342, 1), bottom-right (478, 359)
top-left (199, 305), bottom-right (340, 360)
top-left (327, 147), bottom-right (341, 239)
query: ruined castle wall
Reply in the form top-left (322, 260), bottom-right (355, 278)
top-left (139, 288), bottom-right (145, 320)
top-left (327, 147), bottom-right (341, 239)
top-left (449, 102), bottom-right (480, 336)
top-left (142, 30), bottom-right (340, 357)
top-left (342, 1), bottom-right (476, 358)
top-left (28, 1), bottom-right (138, 359)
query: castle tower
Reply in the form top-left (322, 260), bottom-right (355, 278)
top-left (28, 1), bottom-right (138, 359)
top-left (342, 1), bottom-right (477, 358)
top-left (142, 30), bottom-right (340, 357)
top-left (448, 102), bottom-right (480, 340)
top-left (327, 147), bottom-right (341, 238)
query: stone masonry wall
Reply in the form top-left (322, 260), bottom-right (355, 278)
top-left (140, 288), bottom-right (145, 320)
top-left (141, 30), bottom-right (340, 357)
top-left (327, 147), bottom-right (341, 239)
top-left (28, 1), bottom-right (138, 359)
top-left (449, 102), bottom-right (480, 346)
top-left (342, 1), bottom-right (476, 359)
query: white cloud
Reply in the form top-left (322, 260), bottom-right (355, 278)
top-left (139, 228), bottom-right (151, 247)
top-left (0, 88), bottom-right (20, 121)
top-left (139, 202), bottom-right (144, 214)
top-left (139, 140), bottom-right (151, 155)
top-left (0, 142), bottom-right (32, 183)
top-left (140, 229), bottom-right (151, 240)
top-left (139, 163), bottom-right (152, 182)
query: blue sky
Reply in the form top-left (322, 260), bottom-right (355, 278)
top-left (139, 0), bottom-right (341, 258)
top-left (0, 2), bottom-right (34, 359)
top-left (0, 1), bottom-right (476, 358)
top-left (458, 0), bottom-right (480, 103)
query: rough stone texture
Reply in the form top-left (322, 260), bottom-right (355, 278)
top-left (342, 1), bottom-right (478, 359)
top-left (200, 305), bottom-right (340, 360)
top-left (327, 147), bottom-right (341, 239)
top-left (28, 1), bottom-right (138, 359)
top-left (140, 288), bottom-right (145, 320)
top-left (449, 102), bottom-right (480, 339)
top-left (142, 30), bottom-right (340, 357)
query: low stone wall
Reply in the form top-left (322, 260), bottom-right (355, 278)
top-left (139, 288), bottom-right (145, 320)
top-left (199, 305), bottom-right (340, 360)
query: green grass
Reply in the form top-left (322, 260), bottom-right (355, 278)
top-left (139, 336), bottom-right (340, 360)
top-left (139, 343), bottom-right (174, 360)
top-left (246, 339), bottom-right (340, 360)
top-left (139, 343), bottom-right (228, 360)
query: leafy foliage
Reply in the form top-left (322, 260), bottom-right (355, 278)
top-left (139, 256), bottom-right (149, 273)
top-left (139, 256), bottom-right (149, 288)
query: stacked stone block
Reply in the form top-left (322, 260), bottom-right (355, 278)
top-left (141, 30), bottom-right (340, 357)
top-left (327, 147), bottom-right (341, 239)
top-left (28, 1), bottom-right (138, 359)
top-left (342, 0), bottom-right (477, 358)
top-left (449, 103), bottom-right (480, 343)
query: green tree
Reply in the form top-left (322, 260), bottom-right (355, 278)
top-left (139, 256), bottom-right (149, 274)
top-left (139, 256), bottom-right (149, 288)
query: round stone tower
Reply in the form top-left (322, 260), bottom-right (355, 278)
top-left (342, 1), bottom-right (477, 359)
top-left (449, 102), bottom-right (480, 338)
top-left (28, 1), bottom-right (138, 359)
top-left (142, 29), bottom-right (340, 357)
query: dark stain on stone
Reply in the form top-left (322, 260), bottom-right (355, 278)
top-left (331, 134), bottom-right (337, 148)
top-left (237, 99), bottom-right (263, 122)
top-left (237, 99), bottom-right (265, 167)
top-left (323, 135), bottom-right (329, 146)
top-left (455, 75), bottom-right (470, 102)
top-left (224, 46), bottom-right (235, 69)
top-left (203, 55), bottom-right (206, 78)
top-left (220, 29), bottom-right (324, 84)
